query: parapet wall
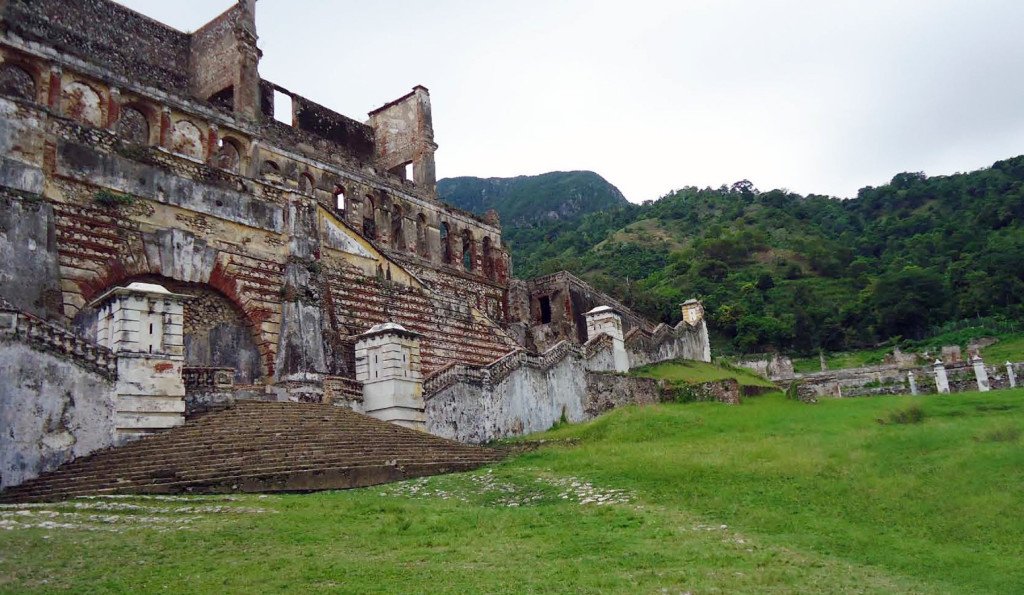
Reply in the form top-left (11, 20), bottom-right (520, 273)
top-left (423, 337), bottom-right (666, 443)
top-left (625, 319), bottom-right (711, 368)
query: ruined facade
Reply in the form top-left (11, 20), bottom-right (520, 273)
top-left (0, 1), bottom-right (710, 489)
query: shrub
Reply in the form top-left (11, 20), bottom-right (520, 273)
top-left (879, 404), bottom-right (926, 425)
top-left (977, 426), bottom-right (1021, 443)
top-left (94, 190), bottom-right (134, 207)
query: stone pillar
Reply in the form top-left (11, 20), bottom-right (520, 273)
top-left (908, 371), bottom-right (918, 396)
top-left (680, 298), bottom-right (712, 363)
top-left (1007, 362), bottom-right (1017, 389)
top-left (973, 355), bottom-right (990, 392)
top-left (91, 282), bottom-right (189, 443)
top-left (585, 306), bottom-right (628, 372)
top-left (355, 323), bottom-right (425, 430)
top-left (933, 360), bottom-right (950, 395)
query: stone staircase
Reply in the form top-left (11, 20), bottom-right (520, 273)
top-left (0, 401), bottom-right (504, 503)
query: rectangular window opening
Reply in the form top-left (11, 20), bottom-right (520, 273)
top-left (405, 162), bottom-right (414, 181)
top-left (539, 296), bottom-right (552, 324)
top-left (273, 90), bottom-right (293, 125)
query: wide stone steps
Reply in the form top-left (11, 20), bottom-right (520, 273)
top-left (0, 401), bottom-right (503, 503)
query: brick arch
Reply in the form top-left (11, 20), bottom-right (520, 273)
top-left (73, 228), bottom-right (277, 378)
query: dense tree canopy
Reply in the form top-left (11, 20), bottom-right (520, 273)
top-left (446, 156), bottom-right (1024, 355)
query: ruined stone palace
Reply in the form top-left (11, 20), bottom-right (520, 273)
top-left (0, 0), bottom-right (709, 492)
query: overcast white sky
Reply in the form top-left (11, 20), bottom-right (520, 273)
top-left (116, 0), bottom-right (1024, 202)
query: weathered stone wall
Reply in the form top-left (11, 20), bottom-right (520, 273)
top-left (424, 343), bottom-right (670, 444)
top-left (0, 341), bottom-right (116, 489)
top-left (3, 0), bottom-right (193, 93)
top-left (734, 354), bottom-right (794, 381)
top-left (424, 345), bottom-right (588, 443)
top-left (626, 319), bottom-right (711, 367)
top-left (0, 193), bottom-right (61, 320)
top-left (583, 372), bottom-right (661, 417)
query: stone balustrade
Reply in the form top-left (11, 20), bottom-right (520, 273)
top-left (0, 306), bottom-right (117, 379)
top-left (182, 366), bottom-right (235, 389)
top-left (423, 340), bottom-right (584, 399)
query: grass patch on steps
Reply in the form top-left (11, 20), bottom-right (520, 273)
top-left (2, 391), bottom-right (1024, 593)
top-left (632, 358), bottom-right (776, 388)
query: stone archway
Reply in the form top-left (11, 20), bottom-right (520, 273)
top-left (141, 277), bottom-right (262, 384)
top-left (69, 228), bottom-right (278, 379)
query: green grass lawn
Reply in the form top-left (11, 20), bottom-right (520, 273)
top-left (982, 334), bottom-right (1024, 364)
top-left (2, 391), bottom-right (1023, 594)
top-left (633, 359), bottom-right (776, 388)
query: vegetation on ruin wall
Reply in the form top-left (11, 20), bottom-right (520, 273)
top-left (3, 391), bottom-right (1023, 593)
top-left (481, 158), bottom-right (1024, 356)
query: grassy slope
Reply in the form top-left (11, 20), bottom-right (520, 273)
top-left (633, 359), bottom-right (776, 387)
top-left (2, 392), bottom-right (1023, 594)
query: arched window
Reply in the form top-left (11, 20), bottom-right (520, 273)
top-left (215, 138), bottom-right (241, 172)
top-left (440, 222), bottom-right (451, 264)
top-left (260, 160), bottom-right (281, 177)
top-left (299, 172), bottom-right (316, 194)
top-left (0, 63), bottom-right (36, 102)
top-left (171, 120), bottom-right (204, 159)
top-left (461, 229), bottom-right (474, 272)
top-left (117, 106), bottom-right (150, 145)
top-left (416, 213), bottom-right (428, 256)
top-left (482, 236), bottom-right (494, 280)
top-left (333, 185), bottom-right (346, 211)
top-left (391, 204), bottom-right (406, 250)
top-left (62, 81), bottom-right (103, 127)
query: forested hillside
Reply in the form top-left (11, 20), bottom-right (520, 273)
top-left (475, 158), bottom-right (1024, 355)
top-left (438, 171), bottom-right (628, 226)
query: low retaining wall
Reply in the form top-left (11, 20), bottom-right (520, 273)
top-left (0, 342), bottom-right (117, 489)
top-left (790, 361), bottom-right (1024, 400)
top-left (583, 373), bottom-right (661, 417)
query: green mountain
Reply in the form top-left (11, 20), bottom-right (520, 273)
top-left (437, 171), bottom-right (629, 226)
top-left (495, 160), bottom-right (1024, 356)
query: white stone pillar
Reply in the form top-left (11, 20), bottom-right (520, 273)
top-left (972, 355), bottom-right (990, 392)
top-left (355, 322), bottom-right (425, 430)
top-left (908, 371), bottom-right (918, 396)
top-left (585, 306), bottom-right (628, 372)
top-left (1007, 362), bottom-right (1017, 389)
top-left (91, 282), bottom-right (189, 443)
top-left (933, 360), bottom-right (950, 394)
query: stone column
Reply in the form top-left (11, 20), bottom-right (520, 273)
top-left (908, 371), bottom-right (918, 396)
top-left (933, 360), bottom-right (950, 394)
top-left (585, 306), bottom-right (628, 372)
top-left (1007, 362), bottom-right (1017, 389)
top-left (91, 282), bottom-right (189, 443)
top-left (355, 323), bottom-right (425, 430)
top-left (973, 355), bottom-right (990, 392)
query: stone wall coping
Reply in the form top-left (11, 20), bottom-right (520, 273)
top-left (0, 307), bottom-right (118, 380)
top-left (89, 285), bottom-right (192, 308)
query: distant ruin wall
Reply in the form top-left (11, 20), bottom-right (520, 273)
top-left (4, 0), bottom-right (193, 93)
top-left (792, 360), bottom-right (1024, 400)
top-left (734, 354), bottom-right (794, 381)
